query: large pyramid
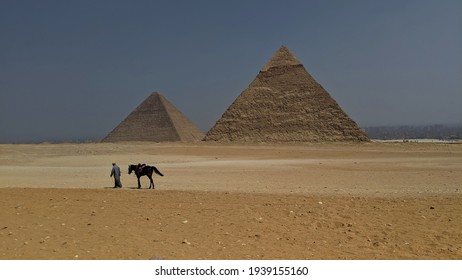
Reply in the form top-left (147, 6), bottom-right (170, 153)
top-left (102, 92), bottom-right (204, 142)
top-left (204, 46), bottom-right (369, 142)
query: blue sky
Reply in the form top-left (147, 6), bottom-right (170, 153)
top-left (1, 0), bottom-right (461, 142)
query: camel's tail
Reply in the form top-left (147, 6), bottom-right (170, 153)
top-left (152, 166), bottom-right (164, 176)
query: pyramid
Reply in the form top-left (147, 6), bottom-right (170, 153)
top-left (204, 46), bottom-right (369, 142)
top-left (102, 92), bottom-right (204, 142)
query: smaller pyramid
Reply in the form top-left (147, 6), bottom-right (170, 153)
top-left (102, 92), bottom-right (204, 142)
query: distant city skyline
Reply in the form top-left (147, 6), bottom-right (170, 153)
top-left (1, 0), bottom-right (461, 143)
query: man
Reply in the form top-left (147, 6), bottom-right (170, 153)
top-left (110, 163), bottom-right (122, 188)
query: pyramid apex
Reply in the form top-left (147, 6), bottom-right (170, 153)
top-left (147, 92), bottom-right (166, 102)
top-left (261, 45), bottom-right (302, 71)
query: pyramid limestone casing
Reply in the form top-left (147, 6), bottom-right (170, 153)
top-left (204, 46), bottom-right (369, 142)
top-left (102, 92), bottom-right (204, 142)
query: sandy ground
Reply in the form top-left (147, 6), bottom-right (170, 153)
top-left (0, 142), bottom-right (461, 259)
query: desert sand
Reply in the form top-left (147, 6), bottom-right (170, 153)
top-left (0, 142), bottom-right (461, 259)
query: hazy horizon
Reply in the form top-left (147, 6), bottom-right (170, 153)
top-left (1, 0), bottom-right (461, 143)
